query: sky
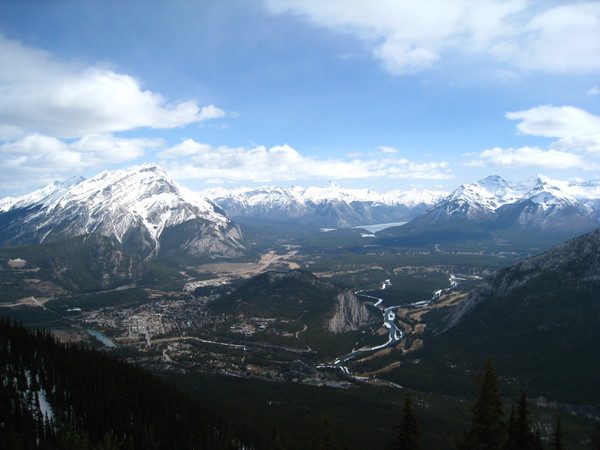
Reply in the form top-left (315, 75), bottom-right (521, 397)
top-left (0, 0), bottom-right (599, 197)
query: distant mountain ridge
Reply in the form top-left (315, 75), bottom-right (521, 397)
top-left (204, 174), bottom-right (600, 235)
top-left (0, 164), bottom-right (246, 260)
top-left (3, 169), bottom-right (600, 257)
top-left (202, 182), bottom-right (448, 228)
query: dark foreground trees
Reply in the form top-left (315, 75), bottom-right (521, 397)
top-left (392, 392), bottom-right (420, 450)
top-left (457, 359), bottom-right (544, 450)
top-left (0, 318), bottom-right (269, 449)
top-left (457, 359), bottom-right (505, 450)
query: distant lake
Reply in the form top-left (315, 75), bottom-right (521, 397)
top-left (320, 221), bottom-right (407, 233)
top-left (353, 222), bottom-right (407, 233)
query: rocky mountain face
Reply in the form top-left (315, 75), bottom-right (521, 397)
top-left (328, 290), bottom-right (373, 333)
top-left (432, 227), bottom-right (600, 402)
top-left (0, 164), bottom-right (246, 260)
top-left (410, 175), bottom-right (600, 235)
top-left (203, 182), bottom-right (448, 228)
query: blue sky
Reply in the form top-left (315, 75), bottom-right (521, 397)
top-left (0, 0), bottom-right (599, 197)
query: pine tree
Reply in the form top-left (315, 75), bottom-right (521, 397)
top-left (393, 393), bottom-right (420, 450)
top-left (532, 429), bottom-right (544, 450)
top-left (317, 410), bottom-right (338, 450)
top-left (505, 393), bottom-right (535, 449)
top-left (457, 359), bottom-right (505, 450)
top-left (590, 422), bottom-right (600, 450)
top-left (271, 426), bottom-right (286, 450)
top-left (551, 417), bottom-right (564, 450)
top-left (505, 406), bottom-right (517, 450)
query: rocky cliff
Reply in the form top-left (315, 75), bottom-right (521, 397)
top-left (328, 290), bottom-right (374, 333)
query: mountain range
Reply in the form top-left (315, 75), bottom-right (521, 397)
top-left (2, 166), bottom-right (600, 262)
top-left (202, 182), bottom-right (448, 228)
top-left (204, 175), bottom-right (600, 237)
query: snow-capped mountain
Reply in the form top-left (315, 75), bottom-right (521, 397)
top-left (410, 175), bottom-right (600, 235)
top-left (202, 182), bottom-right (448, 228)
top-left (0, 164), bottom-right (245, 260)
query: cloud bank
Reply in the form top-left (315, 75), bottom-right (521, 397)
top-left (0, 34), bottom-right (224, 190)
top-left (0, 134), bottom-right (163, 190)
top-left (266, 0), bottom-right (600, 75)
top-left (159, 140), bottom-right (453, 183)
top-left (0, 35), bottom-right (224, 138)
top-left (468, 105), bottom-right (600, 170)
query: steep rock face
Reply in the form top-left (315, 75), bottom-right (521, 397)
top-left (0, 164), bottom-right (246, 260)
top-left (0, 234), bottom-right (169, 295)
top-left (328, 290), bottom-right (373, 333)
top-left (47, 234), bottom-right (151, 291)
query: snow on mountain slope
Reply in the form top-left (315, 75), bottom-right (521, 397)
top-left (380, 188), bottom-right (448, 208)
top-left (293, 181), bottom-right (381, 204)
top-left (494, 176), bottom-right (597, 233)
top-left (203, 185), bottom-right (309, 220)
top-left (0, 176), bottom-right (85, 212)
top-left (0, 164), bottom-right (245, 260)
top-left (411, 174), bottom-right (600, 234)
top-left (413, 175), bottom-right (516, 224)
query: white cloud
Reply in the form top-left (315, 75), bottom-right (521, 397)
top-left (0, 133), bottom-right (162, 189)
top-left (468, 104), bottom-right (600, 169)
top-left (160, 140), bottom-right (453, 182)
top-left (265, 0), bottom-right (600, 75)
top-left (466, 146), bottom-right (591, 170)
top-left (506, 105), bottom-right (600, 139)
top-left (587, 86), bottom-right (600, 96)
top-left (0, 35), bottom-right (224, 139)
top-left (157, 140), bottom-right (213, 159)
top-left (506, 105), bottom-right (600, 155)
top-left (515, 3), bottom-right (600, 73)
top-left (552, 135), bottom-right (600, 155)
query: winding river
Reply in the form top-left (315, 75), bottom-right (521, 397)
top-left (326, 276), bottom-right (459, 372)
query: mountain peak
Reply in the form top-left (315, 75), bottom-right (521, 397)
top-left (0, 165), bottom-right (245, 260)
top-left (135, 162), bottom-right (166, 174)
top-left (478, 174), bottom-right (505, 184)
top-left (324, 181), bottom-right (341, 190)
